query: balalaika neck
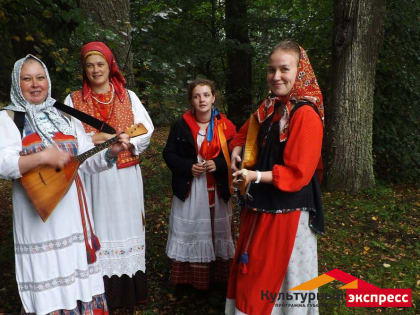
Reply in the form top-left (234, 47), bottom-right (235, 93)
top-left (76, 135), bottom-right (118, 164)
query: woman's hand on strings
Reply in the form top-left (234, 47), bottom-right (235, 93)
top-left (232, 169), bottom-right (257, 187)
top-left (109, 132), bottom-right (131, 157)
top-left (18, 146), bottom-right (71, 174)
top-left (41, 146), bottom-right (71, 170)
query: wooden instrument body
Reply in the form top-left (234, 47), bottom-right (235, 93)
top-left (241, 114), bottom-right (260, 169)
top-left (20, 157), bottom-right (80, 221)
top-left (239, 114), bottom-right (260, 196)
top-left (20, 123), bottom-right (148, 222)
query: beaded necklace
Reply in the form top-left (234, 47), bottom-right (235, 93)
top-left (91, 82), bottom-right (115, 105)
top-left (91, 83), bottom-right (115, 123)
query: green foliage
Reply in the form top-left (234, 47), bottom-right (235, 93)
top-left (0, 0), bottom-right (128, 102)
top-left (248, 0), bottom-right (333, 104)
top-left (129, 0), bottom-right (333, 124)
top-left (373, 0), bottom-right (420, 184)
top-left (0, 0), bottom-right (83, 101)
top-left (0, 0), bottom-right (417, 183)
top-left (130, 0), bottom-right (227, 125)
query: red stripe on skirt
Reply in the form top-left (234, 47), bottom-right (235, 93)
top-left (227, 209), bottom-right (301, 314)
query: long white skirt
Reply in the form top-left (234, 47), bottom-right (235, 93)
top-left (82, 164), bottom-right (146, 277)
top-left (166, 172), bottom-right (235, 263)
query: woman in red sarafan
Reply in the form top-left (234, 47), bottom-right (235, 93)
top-left (226, 40), bottom-right (325, 315)
top-left (163, 78), bottom-right (236, 292)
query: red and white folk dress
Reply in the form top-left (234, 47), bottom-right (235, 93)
top-left (0, 110), bottom-right (110, 314)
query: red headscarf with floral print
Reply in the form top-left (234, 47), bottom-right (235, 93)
top-left (81, 41), bottom-right (127, 102)
top-left (255, 45), bottom-right (324, 142)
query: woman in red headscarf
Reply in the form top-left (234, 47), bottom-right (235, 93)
top-left (64, 41), bottom-right (154, 311)
top-left (225, 40), bottom-right (324, 315)
top-left (163, 78), bottom-right (236, 292)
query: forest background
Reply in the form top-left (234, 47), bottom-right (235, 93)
top-left (1, 0), bottom-right (418, 184)
top-left (0, 0), bottom-right (418, 314)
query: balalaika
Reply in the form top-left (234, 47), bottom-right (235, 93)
top-left (20, 123), bottom-right (147, 222)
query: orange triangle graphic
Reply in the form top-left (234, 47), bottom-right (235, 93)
top-left (289, 274), bottom-right (335, 291)
top-left (339, 279), bottom-right (358, 290)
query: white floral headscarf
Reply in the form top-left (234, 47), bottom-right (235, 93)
top-left (4, 54), bottom-right (73, 145)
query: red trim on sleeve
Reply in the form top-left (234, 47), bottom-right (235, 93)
top-left (272, 107), bottom-right (323, 192)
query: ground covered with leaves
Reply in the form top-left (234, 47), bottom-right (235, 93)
top-left (0, 127), bottom-right (418, 314)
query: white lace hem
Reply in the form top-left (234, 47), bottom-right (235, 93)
top-left (98, 253), bottom-right (146, 278)
top-left (166, 238), bottom-right (235, 263)
top-left (96, 238), bottom-right (146, 277)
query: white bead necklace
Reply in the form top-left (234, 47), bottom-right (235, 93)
top-left (91, 83), bottom-right (115, 105)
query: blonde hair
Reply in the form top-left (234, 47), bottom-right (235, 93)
top-left (269, 40), bottom-right (301, 65)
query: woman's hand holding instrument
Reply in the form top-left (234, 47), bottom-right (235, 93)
top-left (20, 123), bottom-right (147, 222)
top-left (231, 113), bottom-right (260, 197)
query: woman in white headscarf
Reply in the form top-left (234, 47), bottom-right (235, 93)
top-left (0, 55), bottom-right (129, 315)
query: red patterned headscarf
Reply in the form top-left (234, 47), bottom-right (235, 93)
top-left (81, 41), bottom-right (126, 102)
top-left (255, 45), bottom-right (324, 142)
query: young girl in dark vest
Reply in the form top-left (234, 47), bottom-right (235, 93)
top-left (163, 78), bottom-right (236, 292)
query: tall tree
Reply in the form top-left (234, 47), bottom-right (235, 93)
top-left (325, 0), bottom-right (386, 192)
top-left (225, 0), bottom-right (252, 125)
top-left (79, 0), bottom-right (134, 88)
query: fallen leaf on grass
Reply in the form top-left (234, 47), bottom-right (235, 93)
top-left (382, 255), bottom-right (397, 262)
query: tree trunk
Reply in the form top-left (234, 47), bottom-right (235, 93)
top-left (325, 0), bottom-right (386, 192)
top-left (225, 0), bottom-right (252, 126)
top-left (79, 0), bottom-right (134, 88)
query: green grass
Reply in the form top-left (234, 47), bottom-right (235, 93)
top-left (317, 186), bottom-right (419, 314)
top-left (0, 127), bottom-right (418, 314)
